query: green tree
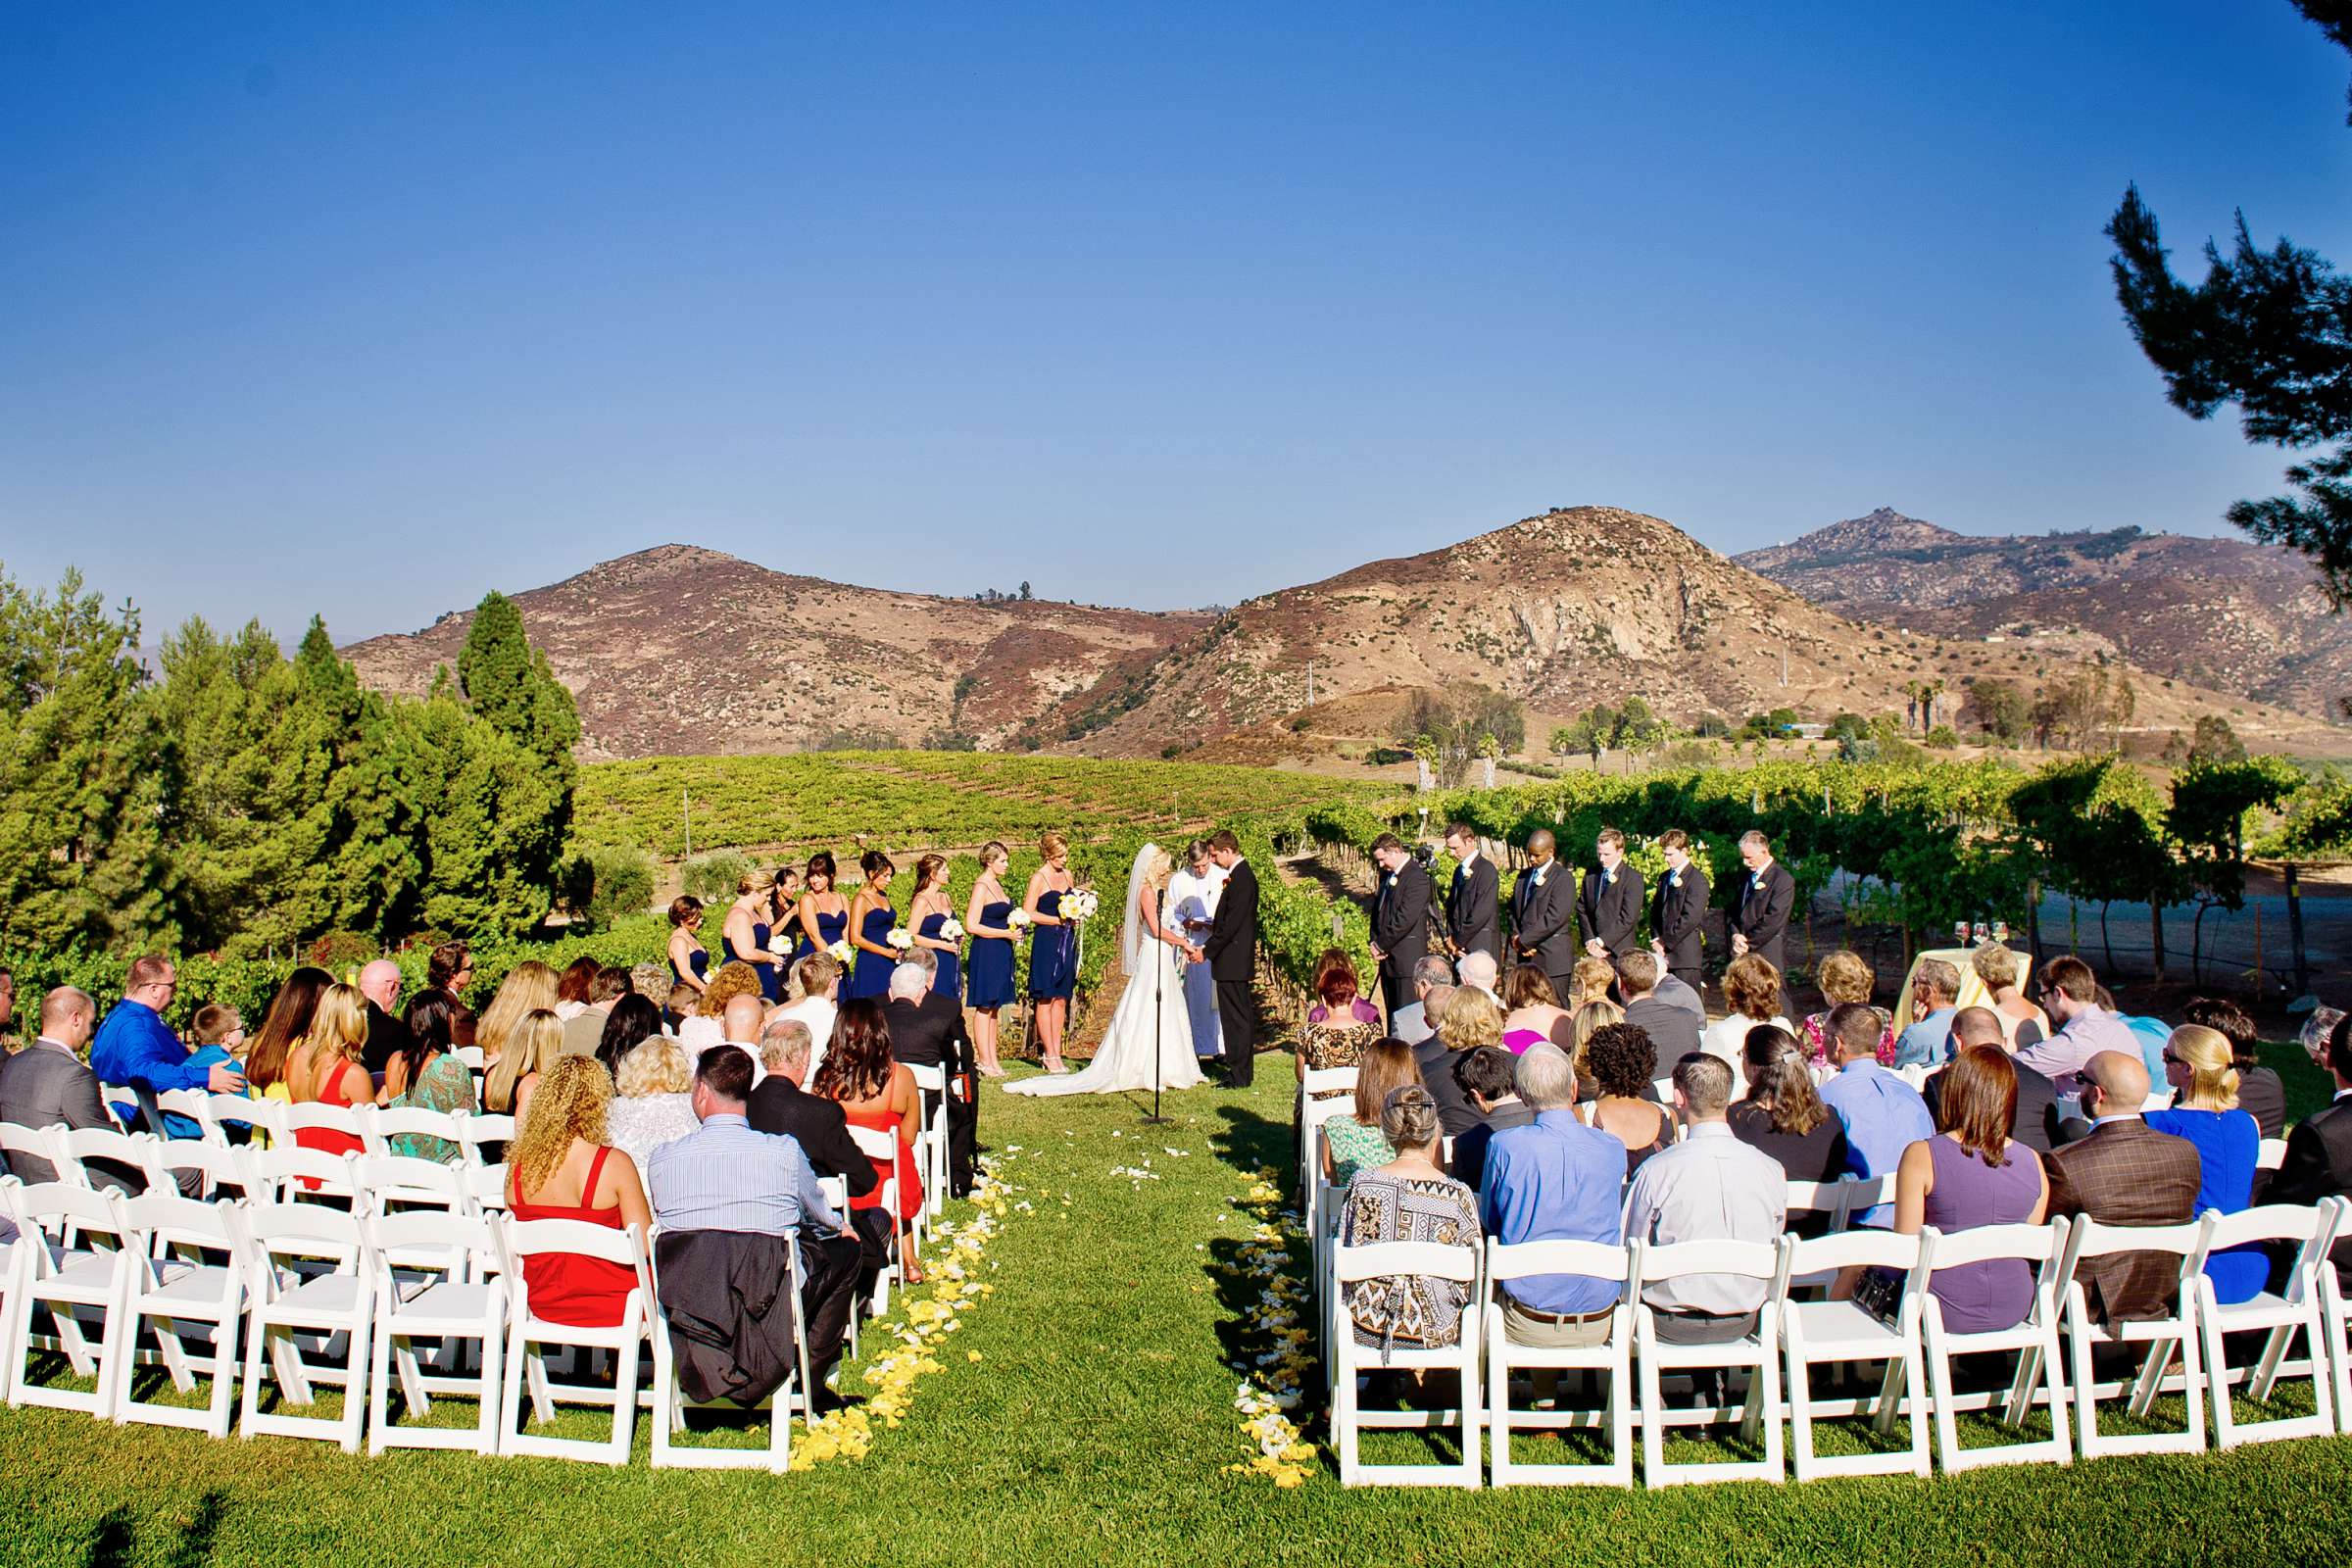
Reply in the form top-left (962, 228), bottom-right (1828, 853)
top-left (2185, 714), bottom-right (2247, 766)
top-left (1611, 695), bottom-right (1667, 757)
top-left (1963, 677), bottom-right (2031, 744)
top-left (1396, 685), bottom-right (1526, 788)
top-left (458, 592), bottom-right (581, 767)
top-left (2106, 5), bottom-right (2352, 604)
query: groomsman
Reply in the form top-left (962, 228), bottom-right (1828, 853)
top-left (1441, 822), bottom-right (1499, 965)
top-left (1648, 828), bottom-right (1711, 994)
top-left (1578, 826), bottom-right (1645, 963)
top-left (1368, 834), bottom-right (1434, 1034)
top-left (1731, 829), bottom-right (1797, 975)
top-left (1508, 828), bottom-right (1579, 1003)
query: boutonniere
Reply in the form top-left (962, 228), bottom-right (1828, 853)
top-left (1668, 869), bottom-right (1682, 888)
top-left (1531, 867), bottom-right (1546, 886)
top-left (1383, 873), bottom-right (1396, 888)
top-left (1603, 868), bottom-right (1616, 886)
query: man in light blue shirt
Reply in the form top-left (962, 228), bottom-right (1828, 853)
top-left (1892, 958), bottom-right (1960, 1069)
top-left (1817, 1002), bottom-right (1933, 1226)
top-left (1479, 1044), bottom-right (1625, 1349)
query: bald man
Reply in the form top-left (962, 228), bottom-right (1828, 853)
top-left (1923, 1006), bottom-right (2059, 1154)
top-left (0, 988), bottom-right (125, 1188)
top-left (1509, 830), bottom-right (1579, 1003)
top-left (2045, 1050), bottom-right (2202, 1326)
top-left (357, 957), bottom-right (415, 1076)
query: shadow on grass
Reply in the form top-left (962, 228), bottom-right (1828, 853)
top-left (85, 1488), bottom-right (225, 1568)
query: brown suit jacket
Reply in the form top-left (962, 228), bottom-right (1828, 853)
top-left (2046, 1118), bottom-right (2201, 1325)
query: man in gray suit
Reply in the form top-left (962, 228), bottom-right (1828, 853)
top-left (0, 986), bottom-right (125, 1188)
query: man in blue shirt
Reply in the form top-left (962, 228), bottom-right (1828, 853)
top-left (88, 956), bottom-right (244, 1137)
top-left (1479, 1043), bottom-right (1626, 1353)
top-left (1817, 1002), bottom-right (1933, 1226)
top-left (1892, 958), bottom-right (1961, 1068)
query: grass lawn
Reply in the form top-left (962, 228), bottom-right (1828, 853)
top-left (4, 1046), bottom-right (2352, 1566)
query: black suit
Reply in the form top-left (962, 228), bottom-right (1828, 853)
top-left (882, 994), bottom-right (976, 1197)
top-left (1651, 863), bottom-right (1711, 992)
top-left (1200, 858), bottom-right (1260, 1086)
top-left (747, 1074), bottom-right (892, 1292)
top-left (1508, 861), bottom-right (1578, 999)
top-left (1733, 859), bottom-right (1798, 975)
top-left (1411, 1036), bottom-right (1484, 1141)
top-left (1445, 858), bottom-right (1500, 963)
top-left (362, 1001), bottom-right (414, 1077)
top-left (1923, 1056), bottom-right (2059, 1156)
top-left (1371, 861), bottom-right (1435, 1033)
top-left (1577, 862), bottom-right (1645, 962)
top-left (2271, 1094), bottom-right (2352, 1285)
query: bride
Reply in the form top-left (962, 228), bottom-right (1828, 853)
top-left (1006, 843), bottom-right (1202, 1099)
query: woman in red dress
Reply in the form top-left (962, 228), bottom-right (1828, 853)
top-left (289, 983), bottom-right (370, 1160)
top-left (506, 1056), bottom-right (652, 1328)
top-left (812, 998), bottom-right (924, 1282)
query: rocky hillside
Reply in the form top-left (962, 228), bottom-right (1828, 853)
top-left (341, 545), bottom-right (1208, 760)
top-left (1068, 507), bottom-right (2329, 756)
top-left (1737, 508), bottom-right (2352, 718)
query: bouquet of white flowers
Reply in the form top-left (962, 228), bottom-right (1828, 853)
top-left (1007, 908), bottom-right (1033, 930)
top-left (765, 938), bottom-right (792, 959)
top-left (940, 918), bottom-right (966, 942)
top-left (1064, 889), bottom-right (1101, 921)
top-left (825, 940), bottom-right (854, 964)
top-left (886, 927), bottom-right (914, 952)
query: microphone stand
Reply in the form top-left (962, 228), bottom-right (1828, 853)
top-left (1143, 885), bottom-right (1172, 1126)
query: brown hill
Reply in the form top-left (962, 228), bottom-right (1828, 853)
top-left (1736, 508), bottom-right (2352, 718)
top-left (341, 545), bottom-right (1209, 760)
top-left (1069, 506), bottom-right (2333, 757)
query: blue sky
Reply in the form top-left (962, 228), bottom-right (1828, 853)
top-left (3, 1), bottom-right (2348, 642)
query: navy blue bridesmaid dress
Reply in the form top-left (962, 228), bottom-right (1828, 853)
top-left (919, 910), bottom-right (962, 1001)
top-left (1027, 890), bottom-right (1076, 1001)
top-left (848, 903), bottom-right (898, 1000)
top-left (966, 898), bottom-right (1016, 1009)
top-left (721, 916), bottom-right (783, 1002)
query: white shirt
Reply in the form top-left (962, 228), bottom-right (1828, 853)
top-left (770, 996), bottom-right (838, 1084)
top-left (1698, 1012), bottom-right (1789, 1102)
top-left (1167, 863), bottom-right (1225, 938)
top-left (1622, 1123), bottom-right (1788, 1316)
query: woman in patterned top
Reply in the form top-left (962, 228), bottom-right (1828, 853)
top-left (1298, 949), bottom-right (1385, 1099)
top-left (1339, 1086), bottom-right (1483, 1362)
top-left (1320, 1039), bottom-right (1423, 1190)
top-left (383, 991), bottom-right (476, 1164)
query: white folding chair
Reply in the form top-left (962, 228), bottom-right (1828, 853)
top-left (152, 1090), bottom-right (218, 1145)
top-left (1327, 1239), bottom-right (1484, 1488)
top-left (244, 1148), bottom-right (361, 1206)
top-left (904, 1061), bottom-right (951, 1227)
top-left (646, 1228), bottom-right (809, 1471)
top-left (280, 1102), bottom-right (368, 1152)
top-left (1921, 1218), bottom-right (2075, 1472)
top-left (1298, 1065), bottom-right (1358, 1195)
top-left (144, 1140), bottom-right (252, 1203)
top-left (454, 1112), bottom-right (516, 1170)
top-left (2257, 1139), bottom-right (2288, 1173)
top-left (0, 1177), bottom-right (23, 1399)
top-left (0, 1124), bottom-right (63, 1186)
top-left (1484, 1239), bottom-right (1637, 1487)
top-left (53, 1126), bottom-right (157, 1199)
top-left (362, 1206), bottom-right (506, 1455)
top-left (2196, 1201), bottom-right (2339, 1449)
top-left (816, 1175), bottom-right (856, 1359)
top-left (497, 1215), bottom-right (649, 1465)
top-left (464, 1163), bottom-right (511, 1219)
top-left (239, 1200), bottom-right (372, 1451)
top-left (1632, 1239), bottom-right (1785, 1487)
top-left (2, 1181), bottom-right (131, 1417)
top-left (845, 1123), bottom-right (906, 1317)
top-left (355, 1154), bottom-right (471, 1218)
top-left (111, 1194), bottom-right (249, 1437)
top-left (2057, 1215), bottom-right (2207, 1458)
top-left (362, 1104), bottom-right (468, 1162)
top-left (1778, 1229), bottom-right (1932, 1480)
top-left (205, 1095), bottom-right (283, 1148)
top-left (456, 1046), bottom-right (486, 1073)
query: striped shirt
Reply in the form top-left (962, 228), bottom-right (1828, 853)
top-left (646, 1113), bottom-right (844, 1238)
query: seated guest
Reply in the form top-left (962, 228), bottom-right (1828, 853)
top-left (1622, 1054), bottom-right (1788, 1343)
top-left (482, 1007), bottom-right (564, 1124)
top-left (561, 967), bottom-right (631, 1058)
top-left (1893, 1046), bottom-right (2049, 1333)
top-left (243, 966), bottom-right (333, 1120)
top-left (1457, 950), bottom-right (1503, 1005)
top-left (594, 993), bottom-right (663, 1078)
top-left (1567, 999), bottom-right (1624, 1079)
top-left (186, 1004), bottom-right (247, 1080)
top-left (91, 954), bottom-right (243, 1135)
top-left (1701, 955), bottom-right (1788, 1099)
top-left (554, 955), bottom-right (601, 1021)
top-left (1422, 987), bottom-right (1501, 1138)
top-left (473, 959), bottom-right (560, 1080)
top-left (1619, 952), bottom-right (1700, 1065)
top-left (2045, 1050), bottom-right (2202, 1325)
top-left (1564, 956), bottom-right (1614, 1013)
top-left (751, 1017), bottom-right (889, 1299)
top-left (507, 1055), bottom-right (653, 1327)
top-left (1817, 1001), bottom-right (1934, 1226)
top-left (1924, 1006), bottom-right (2058, 1155)
top-left (769, 954), bottom-right (843, 1081)
top-left (2182, 997), bottom-right (2281, 1140)
top-left (677, 961), bottom-right (763, 1059)
top-left (1972, 943), bottom-right (2047, 1050)
top-left (647, 1045), bottom-right (860, 1401)
top-left (1309, 949), bottom-right (1383, 1028)
top-left (290, 984), bottom-right (372, 1161)
top-left (382, 992), bottom-right (477, 1164)
top-left (1321, 1039), bottom-right (1422, 1190)
top-left (2013, 956), bottom-right (2137, 1096)
top-left (1388, 956), bottom-right (1453, 1048)
top-left (1581, 1022), bottom-right (1669, 1178)
top-left (882, 960), bottom-right (977, 1198)
top-left (1478, 1043), bottom-right (1625, 1358)
top-left (2271, 1013), bottom-right (2352, 1288)
top-left (0, 986), bottom-right (134, 1189)
top-left (606, 1035), bottom-right (701, 1169)
top-left (422, 941), bottom-right (479, 1050)
top-left (2145, 1024), bottom-right (2264, 1305)
top-left (1302, 953), bottom-right (1387, 1093)
top-left (1338, 1086), bottom-right (1484, 1363)
top-left (356, 958), bottom-right (413, 1077)
top-left (1730, 1024), bottom-right (1848, 1183)
top-left (1893, 958), bottom-right (1962, 1068)
top-left (1801, 951), bottom-right (1890, 1068)
top-left (812, 998), bottom-right (926, 1283)
top-left (1499, 967), bottom-right (1568, 1054)
top-left (1447, 1045), bottom-right (1530, 1194)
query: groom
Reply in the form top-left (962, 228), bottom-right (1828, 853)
top-left (1187, 829), bottom-right (1258, 1089)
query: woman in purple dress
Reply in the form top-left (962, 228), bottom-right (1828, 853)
top-left (1893, 1045), bottom-right (2049, 1333)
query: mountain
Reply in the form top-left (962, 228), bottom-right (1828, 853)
top-left (340, 545), bottom-right (1209, 760)
top-left (1736, 508), bottom-right (2352, 718)
top-left (1065, 506), bottom-right (2327, 757)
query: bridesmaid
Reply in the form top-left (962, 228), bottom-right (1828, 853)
top-left (794, 851), bottom-right (851, 965)
top-left (719, 871), bottom-right (785, 1004)
top-left (963, 842), bottom-right (1018, 1078)
top-left (846, 850), bottom-right (900, 1001)
top-left (909, 853), bottom-right (962, 1004)
top-left (665, 896), bottom-right (710, 1024)
top-left (1025, 832), bottom-right (1077, 1074)
top-left (768, 866), bottom-right (800, 957)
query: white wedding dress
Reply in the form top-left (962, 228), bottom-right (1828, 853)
top-left (1006, 844), bottom-right (1203, 1099)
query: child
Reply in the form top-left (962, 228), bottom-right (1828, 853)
top-left (187, 1003), bottom-right (247, 1078)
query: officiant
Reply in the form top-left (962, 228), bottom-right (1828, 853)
top-left (1168, 839), bottom-right (1227, 1061)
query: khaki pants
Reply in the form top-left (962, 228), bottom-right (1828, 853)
top-left (1502, 1295), bottom-right (1612, 1348)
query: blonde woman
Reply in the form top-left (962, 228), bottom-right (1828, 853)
top-left (1007, 841), bottom-right (1200, 1099)
top-left (769, 953), bottom-right (842, 1082)
top-left (1971, 944), bottom-right (2048, 1050)
top-left (607, 1036), bottom-right (700, 1169)
top-left (1801, 952), bottom-right (1892, 1066)
top-left (484, 1007), bottom-right (564, 1122)
top-left (2147, 1024), bottom-right (2264, 1303)
top-left (1566, 956), bottom-right (1616, 1012)
top-left (506, 1056), bottom-right (651, 1328)
top-left (475, 959), bottom-right (559, 1079)
top-left (289, 983), bottom-right (370, 1162)
top-left (1025, 832), bottom-right (1077, 1073)
top-left (719, 870), bottom-right (786, 1004)
top-left (963, 841), bottom-right (1019, 1077)
top-left (1566, 998), bottom-right (1624, 1082)
top-left (679, 960), bottom-right (763, 1057)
